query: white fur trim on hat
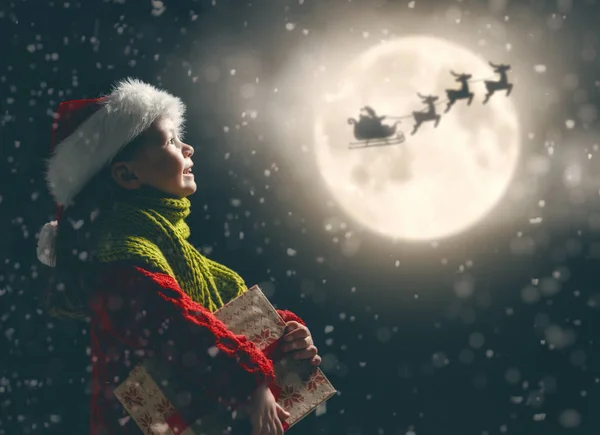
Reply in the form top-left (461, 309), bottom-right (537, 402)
top-left (45, 78), bottom-right (186, 206)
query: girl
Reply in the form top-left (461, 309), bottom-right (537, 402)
top-left (37, 78), bottom-right (321, 435)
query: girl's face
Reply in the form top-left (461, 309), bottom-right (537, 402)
top-left (111, 116), bottom-right (196, 198)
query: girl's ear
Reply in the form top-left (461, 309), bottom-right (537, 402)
top-left (110, 162), bottom-right (142, 190)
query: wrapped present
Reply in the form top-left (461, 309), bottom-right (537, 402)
top-left (113, 363), bottom-right (193, 435)
top-left (214, 286), bottom-right (337, 429)
top-left (114, 285), bottom-right (336, 434)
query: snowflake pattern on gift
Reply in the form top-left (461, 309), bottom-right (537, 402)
top-left (139, 411), bottom-right (154, 434)
top-left (280, 385), bottom-right (304, 409)
top-left (306, 371), bottom-right (327, 393)
top-left (122, 384), bottom-right (146, 409)
top-left (250, 328), bottom-right (277, 348)
top-left (215, 286), bottom-right (286, 338)
top-left (155, 396), bottom-right (176, 419)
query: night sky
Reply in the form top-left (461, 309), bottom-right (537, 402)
top-left (2, 0), bottom-right (600, 434)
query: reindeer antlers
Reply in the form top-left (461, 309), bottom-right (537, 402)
top-left (417, 92), bottom-right (436, 99)
top-left (489, 61), bottom-right (511, 70)
top-left (450, 70), bottom-right (459, 77)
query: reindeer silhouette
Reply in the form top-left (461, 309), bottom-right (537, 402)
top-left (483, 61), bottom-right (513, 104)
top-left (444, 70), bottom-right (474, 113)
top-left (411, 93), bottom-right (441, 135)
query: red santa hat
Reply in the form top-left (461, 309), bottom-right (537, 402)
top-left (36, 77), bottom-right (186, 267)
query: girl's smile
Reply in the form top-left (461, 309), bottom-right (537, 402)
top-left (111, 116), bottom-right (197, 197)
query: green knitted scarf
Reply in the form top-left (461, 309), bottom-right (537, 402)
top-left (94, 190), bottom-right (246, 312)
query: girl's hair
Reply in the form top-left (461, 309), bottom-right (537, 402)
top-left (43, 133), bottom-right (148, 321)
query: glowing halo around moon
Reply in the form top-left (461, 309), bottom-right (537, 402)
top-left (314, 36), bottom-right (521, 241)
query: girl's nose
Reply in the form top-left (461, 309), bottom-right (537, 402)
top-left (183, 143), bottom-right (194, 158)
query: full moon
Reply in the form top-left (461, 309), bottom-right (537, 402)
top-left (314, 36), bottom-right (520, 241)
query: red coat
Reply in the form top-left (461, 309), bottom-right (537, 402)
top-left (88, 262), bottom-right (305, 434)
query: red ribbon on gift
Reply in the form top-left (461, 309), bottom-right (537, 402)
top-left (165, 411), bottom-right (189, 434)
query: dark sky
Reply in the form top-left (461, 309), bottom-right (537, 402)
top-left (2, 0), bottom-right (600, 434)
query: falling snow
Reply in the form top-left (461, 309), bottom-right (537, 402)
top-left (1, 0), bottom-right (600, 434)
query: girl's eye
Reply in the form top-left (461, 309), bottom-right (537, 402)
top-left (168, 137), bottom-right (175, 144)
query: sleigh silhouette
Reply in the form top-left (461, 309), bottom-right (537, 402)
top-left (347, 106), bottom-right (405, 150)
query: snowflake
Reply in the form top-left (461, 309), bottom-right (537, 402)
top-left (122, 385), bottom-right (145, 409)
top-left (280, 385), bottom-right (304, 409)
top-left (306, 372), bottom-right (327, 393)
top-left (139, 411), bottom-right (154, 434)
top-left (154, 397), bottom-right (175, 418)
top-left (251, 328), bottom-right (275, 348)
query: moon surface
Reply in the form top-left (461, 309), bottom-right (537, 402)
top-left (314, 36), bottom-right (521, 241)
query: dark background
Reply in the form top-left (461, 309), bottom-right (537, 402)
top-left (2, 0), bottom-right (600, 434)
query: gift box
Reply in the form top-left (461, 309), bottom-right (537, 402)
top-left (114, 285), bottom-right (336, 434)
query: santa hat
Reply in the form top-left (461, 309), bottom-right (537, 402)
top-left (36, 78), bottom-right (186, 267)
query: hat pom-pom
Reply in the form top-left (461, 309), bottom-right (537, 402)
top-left (37, 220), bottom-right (58, 267)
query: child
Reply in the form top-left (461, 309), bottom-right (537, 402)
top-left (37, 78), bottom-right (321, 435)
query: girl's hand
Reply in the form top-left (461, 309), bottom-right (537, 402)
top-left (248, 383), bottom-right (290, 435)
top-left (280, 321), bottom-right (322, 367)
